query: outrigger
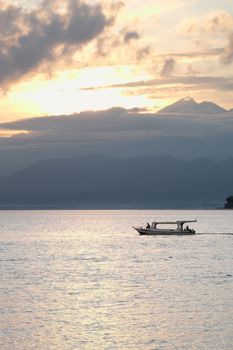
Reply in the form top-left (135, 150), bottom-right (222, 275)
top-left (133, 220), bottom-right (197, 235)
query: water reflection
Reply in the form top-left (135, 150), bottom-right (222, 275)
top-left (0, 210), bottom-right (233, 349)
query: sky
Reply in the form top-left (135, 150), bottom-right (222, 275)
top-left (0, 0), bottom-right (233, 175)
top-left (0, 0), bottom-right (233, 125)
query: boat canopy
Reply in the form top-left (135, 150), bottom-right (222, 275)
top-left (152, 220), bottom-right (197, 225)
top-left (151, 220), bottom-right (197, 230)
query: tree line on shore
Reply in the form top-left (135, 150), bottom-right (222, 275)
top-left (224, 196), bottom-right (233, 208)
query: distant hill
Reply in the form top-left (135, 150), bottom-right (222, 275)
top-left (0, 155), bottom-right (232, 208)
top-left (157, 97), bottom-right (227, 114)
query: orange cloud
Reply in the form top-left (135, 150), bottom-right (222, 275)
top-left (179, 11), bottom-right (233, 36)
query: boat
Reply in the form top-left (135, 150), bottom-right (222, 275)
top-left (133, 220), bottom-right (197, 235)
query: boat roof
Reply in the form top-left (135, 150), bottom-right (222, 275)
top-left (153, 220), bottom-right (197, 224)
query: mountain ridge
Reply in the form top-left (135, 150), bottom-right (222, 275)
top-left (157, 97), bottom-right (227, 114)
top-left (0, 154), bottom-right (231, 209)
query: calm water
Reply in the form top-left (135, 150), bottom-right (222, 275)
top-left (0, 210), bottom-right (233, 350)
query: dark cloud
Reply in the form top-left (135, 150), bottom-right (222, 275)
top-left (88, 75), bottom-right (233, 93)
top-left (1, 105), bottom-right (233, 141)
top-left (158, 48), bottom-right (223, 59)
top-left (124, 31), bottom-right (140, 43)
top-left (94, 28), bottom-right (143, 60)
top-left (136, 46), bottom-right (151, 60)
top-left (0, 0), bottom-right (114, 87)
top-left (95, 34), bottom-right (121, 57)
top-left (160, 58), bottom-right (176, 77)
top-left (1, 106), bottom-right (233, 177)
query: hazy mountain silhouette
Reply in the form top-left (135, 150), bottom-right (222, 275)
top-left (0, 98), bottom-right (233, 179)
top-left (157, 97), bottom-right (227, 114)
top-left (0, 154), bottom-right (232, 208)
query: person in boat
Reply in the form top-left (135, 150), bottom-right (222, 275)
top-left (185, 225), bottom-right (190, 231)
top-left (146, 223), bottom-right (150, 229)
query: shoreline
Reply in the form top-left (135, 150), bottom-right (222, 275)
top-left (0, 205), bottom-right (228, 211)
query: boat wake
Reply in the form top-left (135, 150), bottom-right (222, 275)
top-left (196, 232), bottom-right (233, 235)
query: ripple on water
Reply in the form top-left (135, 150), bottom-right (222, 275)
top-left (0, 209), bottom-right (233, 350)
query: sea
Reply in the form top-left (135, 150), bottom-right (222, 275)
top-left (0, 209), bottom-right (233, 350)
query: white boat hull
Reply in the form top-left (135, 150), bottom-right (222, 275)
top-left (133, 227), bottom-right (195, 235)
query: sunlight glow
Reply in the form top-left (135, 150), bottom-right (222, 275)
top-left (1, 66), bottom-right (152, 120)
top-left (0, 0), bottom-right (232, 125)
top-left (33, 66), bottom-right (152, 115)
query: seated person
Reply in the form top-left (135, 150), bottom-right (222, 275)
top-left (146, 223), bottom-right (150, 229)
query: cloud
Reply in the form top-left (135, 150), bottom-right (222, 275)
top-left (179, 11), bottom-right (233, 36)
top-left (158, 48), bottom-right (223, 59)
top-left (0, 0), bottom-right (115, 87)
top-left (221, 32), bottom-right (233, 65)
top-left (178, 10), bottom-right (233, 68)
top-left (95, 34), bottom-right (121, 57)
top-left (124, 31), bottom-right (140, 43)
top-left (1, 106), bottom-right (233, 176)
top-left (160, 58), bottom-right (176, 77)
top-left (1, 105), bottom-right (232, 140)
top-left (136, 46), bottom-right (151, 60)
top-left (81, 75), bottom-right (233, 94)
